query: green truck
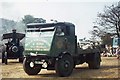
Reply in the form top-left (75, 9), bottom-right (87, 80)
top-left (23, 22), bottom-right (104, 77)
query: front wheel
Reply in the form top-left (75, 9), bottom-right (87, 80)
top-left (23, 58), bottom-right (41, 75)
top-left (55, 54), bottom-right (74, 77)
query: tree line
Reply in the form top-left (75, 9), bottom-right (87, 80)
top-left (0, 15), bottom-right (46, 40)
top-left (1, 2), bottom-right (120, 46)
top-left (0, 15), bottom-right (46, 33)
top-left (90, 2), bottom-right (120, 46)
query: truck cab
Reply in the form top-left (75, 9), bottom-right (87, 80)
top-left (24, 22), bottom-right (76, 57)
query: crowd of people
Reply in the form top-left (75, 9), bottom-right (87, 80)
top-left (101, 45), bottom-right (120, 59)
top-left (116, 47), bottom-right (120, 59)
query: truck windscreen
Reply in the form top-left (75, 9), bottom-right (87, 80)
top-left (25, 27), bottom-right (55, 51)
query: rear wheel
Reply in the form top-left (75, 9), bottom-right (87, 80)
top-left (55, 54), bottom-right (74, 77)
top-left (4, 52), bottom-right (8, 65)
top-left (88, 53), bottom-right (101, 69)
top-left (2, 52), bottom-right (5, 63)
top-left (19, 57), bottom-right (23, 63)
top-left (19, 46), bottom-right (24, 63)
top-left (23, 58), bottom-right (41, 75)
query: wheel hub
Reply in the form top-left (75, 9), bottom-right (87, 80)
top-left (64, 61), bottom-right (70, 68)
top-left (30, 62), bottom-right (34, 68)
top-left (65, 63), bottom-right (69, 68)
top-left (12, 46), bottom-right (18, 52)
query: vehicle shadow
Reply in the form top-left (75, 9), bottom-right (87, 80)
top-left (38, 72), bottom-right (57, 77)
top-left (36, 64), bottom-right (119, 78)
top-left (36, 66), bottom-right (89, 77)
top-left (1, 60), bottom-right (23, 65)
top-left (72, 64), bottom-right (119, 78)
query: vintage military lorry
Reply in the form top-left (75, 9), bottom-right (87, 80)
top-left (23, 22), bottom-right (104, 77)
top-left (2, 29), bottom-right (25, 64)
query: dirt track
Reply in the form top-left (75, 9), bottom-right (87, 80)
top-left (1, 57), bottom-right (120, 79)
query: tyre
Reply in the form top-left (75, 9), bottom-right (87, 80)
top-left (55, 54), bottom-right (74, 77)
top-left (19, 57), bottom-right (23, 63)
top-left (88, 53), bottom-right (101, 69)
top-left (4, 52), bottom-right (8, 65)
top-left (23, 58), bottom-right (41, 75)
top-left (2, 52), bottom-right (5, 63)
top-left (19, 46), bottom-right (24, 63)
top-left (73, 63), bottom-right (76, 68)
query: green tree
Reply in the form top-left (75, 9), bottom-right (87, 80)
top-left (22, 15), bottom-right (35, 24)
top-left (34, 18), bottom-right (46, 23)
top-left (0, 18), bottom-right (16, 33)
top-left (22, 15), bottom-right (46, 24)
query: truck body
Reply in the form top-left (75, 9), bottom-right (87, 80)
top-left (23, 22), bottom-right (103, 76)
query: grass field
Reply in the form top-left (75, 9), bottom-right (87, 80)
top-left (1, 57), bottom-right (120, 80)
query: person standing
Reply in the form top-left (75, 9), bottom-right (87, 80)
top-left (116, 46), bottom-right (120, 59)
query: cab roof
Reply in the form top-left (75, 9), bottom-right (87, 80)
top-left (27, 22), bottom-right (75, 28)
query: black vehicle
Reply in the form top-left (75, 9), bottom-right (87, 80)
top-left (2, 29), bottom-right (25, 64)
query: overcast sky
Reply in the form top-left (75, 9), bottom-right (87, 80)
top-left (0, 0), bottom-right (119, 39)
